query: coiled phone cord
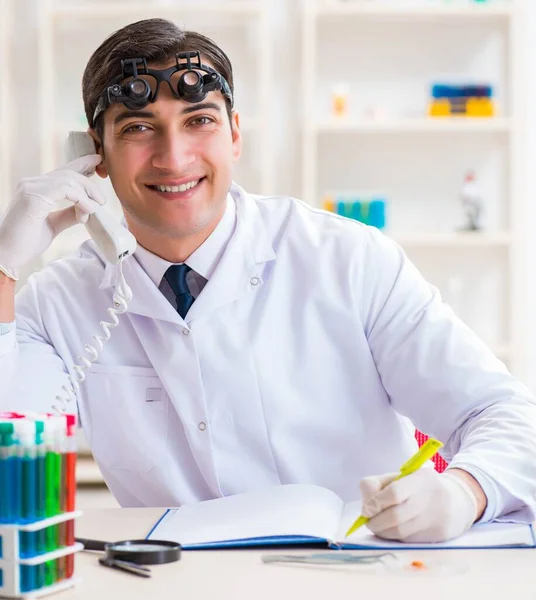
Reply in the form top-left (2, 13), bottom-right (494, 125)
top-left (51, 258), bottom-right (132, 414)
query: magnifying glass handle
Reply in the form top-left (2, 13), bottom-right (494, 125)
top-left (77, 538), bottom-right (108, 551)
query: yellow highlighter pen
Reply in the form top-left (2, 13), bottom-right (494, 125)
top-left (344, 437), bottom-right (443, 538)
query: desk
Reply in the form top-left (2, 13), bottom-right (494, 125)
top-left (61, 509), bottom-right (536, 600)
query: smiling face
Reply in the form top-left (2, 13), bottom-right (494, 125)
top-left (90, 60), bottom-right (242, 260)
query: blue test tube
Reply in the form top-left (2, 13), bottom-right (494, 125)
top-left (0, 422), bottom-right (7, 523)
top-left (361, 201), bottom-right (370, 225)
top-left (18, 415), bottom-right (47, 590)
top-left (368, 199), bottom-right (386, 230)
top-left (18, 420), bottom-right (37, 524)
top-left (18, 421), bottom-right (38, 592)
top-left (34, 418), bottom-right (47, 589)
top-left (35, 421), bottom-right (46, 519)
top-left (0, 422), bottom-right (20, 523)
top-left (351, 201), bottom-right (363, 223)
top-left (21, 414), bottom-right (47, 564)
top-left (20, 565), bottom-right (30, 593)
top-left (35, 420), bottom-right (46, 561)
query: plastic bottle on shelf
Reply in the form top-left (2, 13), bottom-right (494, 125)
top-left (331, 84), bottom-right (349, 118)
top-left (460, 171), bottom-right (483, 231)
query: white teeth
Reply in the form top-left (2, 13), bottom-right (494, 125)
top-left (156, 180), bottom-right (200, 193)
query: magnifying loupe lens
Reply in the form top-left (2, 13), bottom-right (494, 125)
top-left (182, 71), bottom-right (201, 89)
top-left (129, 79), bottom-right (149, 98)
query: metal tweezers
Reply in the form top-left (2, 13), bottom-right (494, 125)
top-left (262, 552), bottom-right (397, 566)
top-left (98, 556), bottom-right (152, 578)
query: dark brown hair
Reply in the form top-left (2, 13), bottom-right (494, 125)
top-left (82, 18), bottom-right (234, 139)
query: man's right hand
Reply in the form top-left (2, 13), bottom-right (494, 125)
top-left (0, 155), bottom-right (106, 280)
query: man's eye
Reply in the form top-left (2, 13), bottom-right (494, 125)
top-left (190, 116), bottom-right (214, 127)
top-left (123, 124), bottom-right (148, 134)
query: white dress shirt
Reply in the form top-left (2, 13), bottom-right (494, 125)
top-left (134, 194), bottom-right (237, 305)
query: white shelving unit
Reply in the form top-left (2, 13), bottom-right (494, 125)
top-left (301, 0), bottom-right (527, 378)
top-left (37, 0), bottom-right (274, 260)
top-left (51, 1), bottom-right (261, 19)
top-left (0, 0), bottom-right (10, 206)
top-left (390, 231), bottom-right (511, 248)
top-left (315, 2), bottom-right (513, 18)
top-left (313, 116), bottom-right (512, 133)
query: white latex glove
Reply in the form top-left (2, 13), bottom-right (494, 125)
top-left (359, 469), bottom-right (479, 543)
top-left (0, 155), bottom-right (105, 280)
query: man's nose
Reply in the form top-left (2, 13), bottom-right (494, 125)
top-left (151, 131), bottom-right (195, 172)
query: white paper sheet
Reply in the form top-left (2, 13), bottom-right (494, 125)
top-left (149, 484), bottom-right (344, 546)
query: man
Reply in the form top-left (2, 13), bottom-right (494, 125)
top-left (0, 19), bottom-right (535, 544)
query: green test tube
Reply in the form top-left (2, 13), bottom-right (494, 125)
top-left (32, 419), bottom-right (47, 588)
top-left (44, 418), bottom-right (61, 586)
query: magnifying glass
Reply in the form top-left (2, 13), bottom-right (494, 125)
top-left (77, 537), bottom-right (181, 578)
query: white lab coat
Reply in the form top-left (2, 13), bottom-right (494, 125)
top-left (1, 183), bottom-right (536, 519)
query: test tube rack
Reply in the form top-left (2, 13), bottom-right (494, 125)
top-left (0, 511), bottom-right (82, 599)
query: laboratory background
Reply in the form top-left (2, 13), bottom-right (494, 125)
top-left (1, 0), bottom-right (536, 509)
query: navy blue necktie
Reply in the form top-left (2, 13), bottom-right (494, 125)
top-left (164, 264), bottom-right (195, 319)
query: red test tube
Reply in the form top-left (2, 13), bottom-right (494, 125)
top-left (65, 414), bottom-right (77, 579)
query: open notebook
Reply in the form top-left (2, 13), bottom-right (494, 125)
top-left (146, 484), bottom-right (535, 550)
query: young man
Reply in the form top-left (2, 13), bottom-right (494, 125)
top-left (0, 19), bottom-right (535, 544)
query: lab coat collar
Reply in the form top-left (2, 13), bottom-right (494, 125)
top-left (99, 182), bottom-right (276, 323)
top-left (133, 192), bottom-right (237, 287)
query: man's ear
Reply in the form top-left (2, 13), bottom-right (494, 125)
top-left (87, 128), bottom-right (108, 178)
top-left (231, 111), bottom-right (242, 163)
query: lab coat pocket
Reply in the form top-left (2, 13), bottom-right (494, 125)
top-left (84, 366), bottom-right (169, 473)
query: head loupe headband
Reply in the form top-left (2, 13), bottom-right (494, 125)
top-left (91, 51), bottom-right (233, 127)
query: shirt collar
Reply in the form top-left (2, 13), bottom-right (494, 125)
top-left (134, 192), bottom-right (236, 286)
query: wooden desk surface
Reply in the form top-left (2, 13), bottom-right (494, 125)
top-left (58, 508), bottom-right (536, 600)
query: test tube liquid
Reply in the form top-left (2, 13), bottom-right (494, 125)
top-left (20, 565), bottom-right (32, 593)
top-left (19, 423), bottom-right (37, 524)
top-left (64, 415), bottom-right (77, 579)
top-left (26, 417), bottom-right (47, 588)
top-left (0, 429), bottom-right (7, 523)
top-left (12, 446), bottom-right (22, 523)
top-left (1, 422), bottom-right (21, 523)
top-left (44, 420), bottom-right (61, 586)
top-left (17, 421), bottom-right (39, 591)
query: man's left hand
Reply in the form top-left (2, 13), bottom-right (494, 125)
top-left (359, 468), bottom-right (485, 543)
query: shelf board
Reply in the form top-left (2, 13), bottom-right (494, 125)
top-left (52, 1), bottom-right (261, 19)
top-left (389, 231), bottom-right (511, 247)
top-left (312, 117), bottom-right (512, 134)
top-left (314, 2), bottom-right (513, 19)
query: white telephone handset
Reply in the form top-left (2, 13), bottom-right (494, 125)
top-left (64, 131), bottom-right (137, 264)
top-left (51, 132), bottom-right (137, 414)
